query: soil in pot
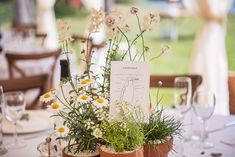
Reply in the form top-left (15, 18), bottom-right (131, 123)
top-left (143, 139), bottom-right (173, 157)
top-left (62, 148), bottom-right (99, 157)
top-left (99, 146), bottom-right (143, 157)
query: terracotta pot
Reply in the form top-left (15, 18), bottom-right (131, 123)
top-left (62, 148), bottom-right (99, 157)
top-left (143, 139), bottom-right (173, 157)
top-left (99, 146), bottom-right (143, 157)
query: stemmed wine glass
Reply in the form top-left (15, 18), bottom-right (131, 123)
top-left (4, 91), bottom-right (26, 149)
top-left (174, 77), bottom-right (192, 118)
top-left (174, 77), bottom-right (192, 141)
top-left (0, 86), bottom-right (8, 154)
top-left (192, 91), bottom-right (215, 149)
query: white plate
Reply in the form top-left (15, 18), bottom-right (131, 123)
top-left (2, 110), bottom-right (54, 134)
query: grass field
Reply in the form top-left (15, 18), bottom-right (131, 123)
top-left (1, 0), bottom-right (235, 106)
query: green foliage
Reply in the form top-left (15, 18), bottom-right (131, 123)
top-left (0, 1), bottom-right (12, 27)
top-left (143, 106), bottom-right (181, 144)
top-left (99, 102), bottom-right (145, 152)
top-left (54, 0), bottom-right (88, 18)
top-left (227, 14), bottom-right (235, 71)
top-left (115, 0), bottom-right (133, 4)
top-left (54, 73), bottom-right (109, 153)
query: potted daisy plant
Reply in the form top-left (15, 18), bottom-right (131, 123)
top-left (41, 72), bottom-right (110, 157)
top-left (40, 9), bottom-right (110, 156)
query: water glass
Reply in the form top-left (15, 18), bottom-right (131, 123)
top-left (4, 91), bottom-right (26, 149)
top-left (192, 91), bottom-right (215, 149)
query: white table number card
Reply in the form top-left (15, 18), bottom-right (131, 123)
top-left (110, 61), bottom-right (150, 121)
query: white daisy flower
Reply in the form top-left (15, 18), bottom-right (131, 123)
top-left (56, 125), bottom-right (69, 137)
top-left (77, 94), bottom-right (92, 103)
top-left (92, 128), bottom-right (102, 138)
top-left (93, 97), bottom-right (109, 108)
top-left (48, 102), bottom-right (62, 112)
top-left (40, 92), bottom-right (55, 103)
top-left (78, 79), bottom-right (92, 88)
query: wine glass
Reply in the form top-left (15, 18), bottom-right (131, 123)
top-left (4, 91), bottom-right (26, 149)
top-left (174, 77), bottom-right (192, 141)
top-left (0, 86), bottom-right (8, 154)
top-left (192, 91), bottom-right (215, 149)
top-left (174, 77), bottom-right (192, 118)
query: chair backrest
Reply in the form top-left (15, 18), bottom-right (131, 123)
top-left (228, 72), bottom-right (235, 114)
top-left (0, 74), bottom-right (49, 109)
top-left (12, 22), bottom-right (36, 37)
top-left (12, 22), bottom-right (47, 46)
top-left (5, 49), bottom-right (61, 88)
top-left (150, 74), bottom-right (202, 96)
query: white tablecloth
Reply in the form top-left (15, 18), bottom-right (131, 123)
top-left (1, 114), bottom-right (235, 157)
top-left (182, 115), bottom-right (235, 157)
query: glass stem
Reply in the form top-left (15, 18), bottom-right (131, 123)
top-left (201, 120), bottom-right (206, 143)
top-left (14, 121), bottom-right (18, 144)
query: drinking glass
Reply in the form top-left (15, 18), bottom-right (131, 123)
top-left (4, 91), bottom-right (26, 149)
top-left (0, 86), bottom-right (8, 154)
top-left (174, 77), bottom-right (192, 118)
top-left (192, 91), bottom-right (215, 149)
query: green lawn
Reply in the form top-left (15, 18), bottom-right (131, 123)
top-left (1, 0), bottom-right (235, 106)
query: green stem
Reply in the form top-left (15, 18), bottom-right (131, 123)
top-left (60, 85), bottom-right (71, 105)
top-left (122, 30), bottom-right (145, 61)
top-left (102, 39), bottom-right (113, 92)
top-left (136, 14), bottom-right (146, 61)
top-left (150, 51), bottom-right (164, 61)
top-left (55, 95), bottom-right (73, 112)
top-left (144, 124), bottom-right (158, 137)
top-left (117, 27), bottom-right (132, 61)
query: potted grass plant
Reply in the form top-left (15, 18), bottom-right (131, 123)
top-left (143, 85), bottom-right (181, 157)
top-left (143, 107), bottom-right (181, 157)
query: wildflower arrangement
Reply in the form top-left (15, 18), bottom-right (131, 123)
top-left (40, 6), bottom-right (179, 156)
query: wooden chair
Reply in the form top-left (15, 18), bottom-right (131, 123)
top-left (150, 74), bottom-right (203, 97)
top-left (12, 22), bottom-right (47, 46)
top-left (228, 72), bottom-right (235, 114)
top-left (0, 74), bottom-right (49, 109)
top-left (5, 49), bottom-right (61, 88)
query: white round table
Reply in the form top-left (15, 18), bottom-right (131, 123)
top-left (1, 114), bottom-right (235, 157)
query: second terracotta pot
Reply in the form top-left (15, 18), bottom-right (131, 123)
top-left (99, 146), bottom-right (143, 157)
top-left (143, 139), bottom-right (173, 157)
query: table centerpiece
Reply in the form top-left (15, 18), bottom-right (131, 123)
top-left (40, 6), bottom-right (181, 157)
